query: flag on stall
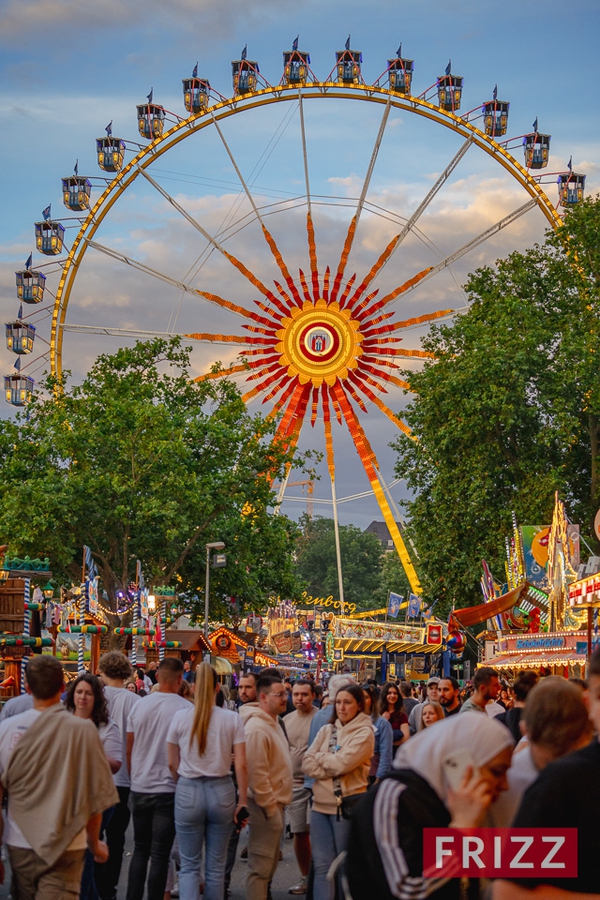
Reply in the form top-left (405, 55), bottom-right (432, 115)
top-left (83, 545), bottom-right (98, 580)
top-left (387, 592), bottom-right (403, 618)
top-left (407, 593), bottom-right (422, 618)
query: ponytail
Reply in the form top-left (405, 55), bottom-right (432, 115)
top-left (189, 663), bottom-right (217, 755)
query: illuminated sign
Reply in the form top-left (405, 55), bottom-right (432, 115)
top-left (515, 636), bottom-right (564, 650)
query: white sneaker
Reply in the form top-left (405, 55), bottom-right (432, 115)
top-left (288, 878), bottom-right (308, 894)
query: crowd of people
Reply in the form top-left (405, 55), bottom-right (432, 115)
top-left (0, 650), bottom-right (598, 899)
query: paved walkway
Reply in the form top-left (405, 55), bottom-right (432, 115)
top-left (0, 827), bottom-right (302, 899)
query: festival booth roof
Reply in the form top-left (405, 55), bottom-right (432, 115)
top-left (164, 628), bottom-right (211, 654)
top-left (333, 617), bottom-right (442, 656)
top-left (208, 625), bottom-right (279, 668)
top-left (483, 630), bottom-right (593, 671)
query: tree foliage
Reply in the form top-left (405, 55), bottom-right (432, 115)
top-left (294, 515), bottom-right (384, 608)
top-left (0, 339), bottom-right (305, 621)
top-left (393, 197), bottom-right (600, 614)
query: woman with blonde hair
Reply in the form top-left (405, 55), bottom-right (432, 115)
top-left (167, 663), bottom-right (248, 900)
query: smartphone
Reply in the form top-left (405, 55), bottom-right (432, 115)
top-left (235, 806), bottom-right (249, 833)
top-left (442, 750), bottom-right (477, 790)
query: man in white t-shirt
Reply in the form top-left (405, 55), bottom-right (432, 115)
top-left (285, 680), bottom-right (317, 895)
top-left (96, 650), bottom-right (140, 900)
top-left (126, 656), bottom-right (190, 900)
top-left (0, 655), bottom-right (116, 899)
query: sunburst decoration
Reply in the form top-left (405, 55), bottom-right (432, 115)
top-left (188, 211), bottom-right (453, 593)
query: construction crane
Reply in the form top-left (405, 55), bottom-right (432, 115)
top-left (273, 478), bottom-right (314, 518)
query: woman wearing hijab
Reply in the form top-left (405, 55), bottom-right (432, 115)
top-left (345, 713), bottom-right (514, 900)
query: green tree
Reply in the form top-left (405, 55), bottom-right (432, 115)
top-left (0, 338), bottom-right (305, 622)
top-left (371, 551), bottom-right (412, 609)
top-left (294, 515), bottom-right (384, 609)
top-left (393, 197), bottom-right (600, 615)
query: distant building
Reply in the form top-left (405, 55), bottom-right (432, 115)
top-left (364, 520), bottom-right (403, 551)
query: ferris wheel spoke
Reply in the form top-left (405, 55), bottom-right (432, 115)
top-left (85, 239), bottom-right (278, 326)
top-left (137, 167), bottom-right (290, 310)
top-left (210, 113), bottom-right (304, 307)
top-left (393, 136), bottom-right (475, 250)
top-left (330, 100), bottom-right (392, 304)
top-left (331, 381), bottom-right (421, 593)
top-left (298, 92), bottom-right (321, 301)
top-left (381, 198), bottom-right (539, 308)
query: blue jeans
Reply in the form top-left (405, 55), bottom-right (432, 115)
top-left (126, 792), bottom-right (176, 900)
top-left (174, 775), bottom-right (236, 900)
top-left (310, 811), bottom-right (351, 900)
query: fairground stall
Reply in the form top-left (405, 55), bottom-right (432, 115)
top-left (455, 495), bottom-right (597, 677)
top-left (267, 595), bottom-right (445, 682)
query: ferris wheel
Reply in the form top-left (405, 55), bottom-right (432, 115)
top-left (5, 39), bottom-right (587, 594)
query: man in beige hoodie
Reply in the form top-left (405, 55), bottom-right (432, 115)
top-left (239, 672), bottom-right (293, 900)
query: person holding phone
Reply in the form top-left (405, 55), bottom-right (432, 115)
top-left (345, 713), bottom-right (514, 900)
top-left (167, 663), bottom-right (248, 900)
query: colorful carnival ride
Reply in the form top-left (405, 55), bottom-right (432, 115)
top-left (4, 39), bottom-right (586, 597)
top-left (451, 495), bottom-right (597, 676)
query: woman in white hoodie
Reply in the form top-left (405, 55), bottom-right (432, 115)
top-left (303, 682), bottom-right (374, 900)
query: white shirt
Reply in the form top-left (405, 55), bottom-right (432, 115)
top-left (167, 706), bottom-right (245, 779)
top-left (0, 709), bottom-right (86, 849)
top-left (104, 686), bottom-right (139, 787)
top-left (127, 692), bottom-right (191, 793)
top-left (98, 718), bottom-right (122, 768)
top-left (488, 744), bottom-right (538, 827)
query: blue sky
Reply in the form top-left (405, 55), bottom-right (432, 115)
top-left (1, 0), bottom-right (598, 530)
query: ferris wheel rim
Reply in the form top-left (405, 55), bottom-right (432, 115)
top-left (50, 81), bottom-right (562, 383)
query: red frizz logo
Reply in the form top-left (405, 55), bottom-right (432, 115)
top-left (423, 828), bottom-right (578, 878)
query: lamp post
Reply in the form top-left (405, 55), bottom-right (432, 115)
top-left (205, 542), bottom-right (225, 640)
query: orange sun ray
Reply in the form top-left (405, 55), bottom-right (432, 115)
top-left (298, 269), bottom-right (313, 305)
top-left (185, 332), bottom-right (272, 345)
top-left (193, 364), bottom-right (247, 383)
top-left (261, 224), bottom-right (304, 308)
top-left (306, 214), bottom-right (320, 302)
top-left (310, 386), bottom-right (320, 427)
top-left (330, 215), bottom-right (357, 304)
top-left (195, 290), bottom-right (278, 328)
top-left (342, 232), bottom-right (401, 310)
